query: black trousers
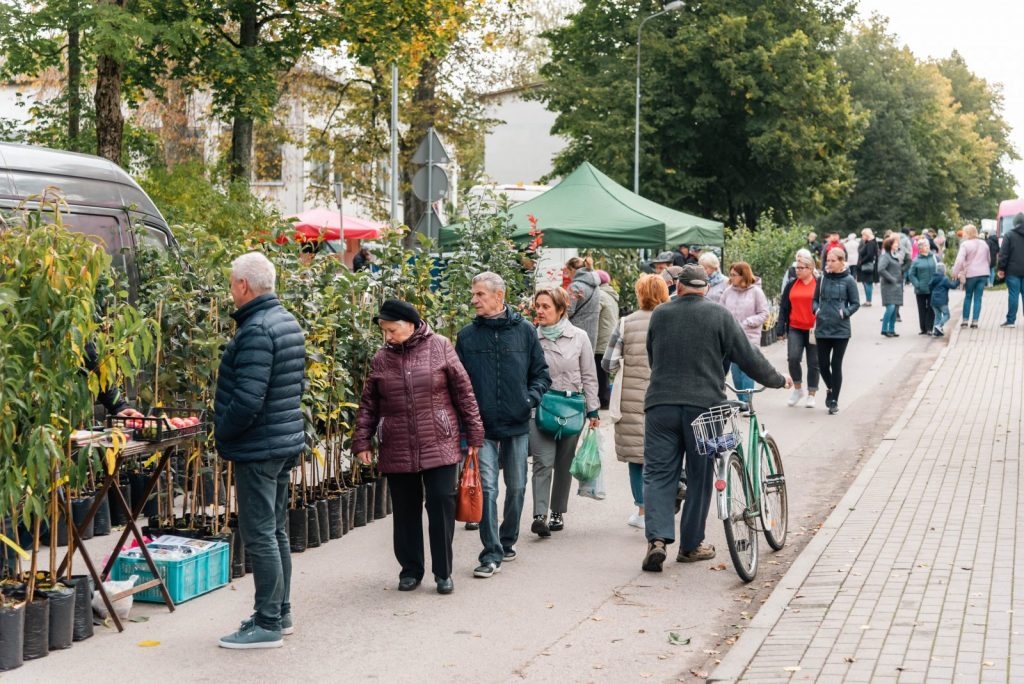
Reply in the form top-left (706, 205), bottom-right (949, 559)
top-left (816, 337), bottom-right (850, 404)
top-left (915, 292), bottom-right (935, 333)
top-left (595, 354), bottom-right (610, 409)
top-left (387, 463), bottom-right (458, 582)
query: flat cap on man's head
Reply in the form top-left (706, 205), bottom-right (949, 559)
top-left (652, 251), bottom-right (675, 264)
top-left (373, 299), bottom-right (421, 326)
top-left (665, 265), bottom-right (684, 280)
top-left (676, 263), bottom-right (708, 288)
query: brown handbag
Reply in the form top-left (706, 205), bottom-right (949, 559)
top-left (455, 450), bottom-right (483, 523)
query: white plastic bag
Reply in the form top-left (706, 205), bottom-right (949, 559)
top-left (577, 470), bottom-right (606, 500)
top-left (92, 574), bottom-right (139, 620)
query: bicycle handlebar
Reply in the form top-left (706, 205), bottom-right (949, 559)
top-left (723, 383), bottom-right (769, 394)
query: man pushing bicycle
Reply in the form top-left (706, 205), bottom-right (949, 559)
top-left (641, 264), bottom-right (792, 572)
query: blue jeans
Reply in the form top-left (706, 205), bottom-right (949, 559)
top-left (882, 304), bottom-right (897, 334)
top-left (234, 457), bottom-right (294, 631)
top-left (643, 405), bottom-right (712, 553)
top-left (730, 362), bottom-right (754, 402)
top-left (477, 434), bottom-right (528, 565)
top-left (628, 462), bottom-right (643, 508)
top-left (962, 276), bottom-right (986, 322)
top-left (862, 281), bottom-right (873, 303)
top-left (932, 305), bottom-right (950, 331)
top-left (990, 267), bottom-right (996, 286)
top-left (1006, 275), bottom-right (1024, 324)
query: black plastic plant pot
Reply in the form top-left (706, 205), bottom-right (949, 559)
top-left (107, 479), bottom-right (132, 527)
top-left (64, 576), bottom-right (94, 642)
top-left (230, 528), bottom-right (246, 579)
top-left (21, 597), bottom-right (48, 661)
top-left (365, 481), bottom-right (376, 524)
top-left (200, 468), bottom-right (227, 506)
top-left (91, 490), bottom-right (111, 536)
top-left (315, 499), bottom-right (330, 545)
top-left (0, 601), bottom-right (25, 671)
top-left (353, 485), bottom-right (368, 528)
top-left (39, 587), bottom-right (73, 651)
top-left (305, 505), bottom-right (321, 549)
top-left (345, 489), bottom-right (356, 532)
top-left (288, 508), bottom-right (307, 553)
top-left (42, 518), bottom-right (68, 548)
top-left (326, 496), bottom-right (343, 539)
top-left (373, 476), bottom-right (388, 520)
top-left (71, 496), bottom-right (95, 541)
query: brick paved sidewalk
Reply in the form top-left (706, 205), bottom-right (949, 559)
top-left (712, 298), bottom-right (1024, 683)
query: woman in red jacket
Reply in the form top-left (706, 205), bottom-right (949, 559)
top-left (354, 300), bottom-right (484, 595)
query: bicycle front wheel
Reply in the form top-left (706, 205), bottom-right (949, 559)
top-left (759, 435), bottom-right (788, 551)
top-left (722, 451), bottom-right (758, 582)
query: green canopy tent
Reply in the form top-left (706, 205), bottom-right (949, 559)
top-left (441, 161), bottom-right (723, 249)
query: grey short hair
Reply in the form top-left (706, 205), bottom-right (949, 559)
top-left (916, 238), bottom-right (930, 249)
top-left (698, 252), bottom-right (720, 270)
top-left (232, 252), bottom-right (276, 293)
top-left (472, 271), bottom-right (506, 293)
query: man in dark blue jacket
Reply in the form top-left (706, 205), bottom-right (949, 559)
top-left (215, 251), bottom-right (305, 649)
top-left (456, 272), bottom-right (550, 579)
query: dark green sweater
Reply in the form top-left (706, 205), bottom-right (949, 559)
top-left (645, 294), bottom-right (785, 411)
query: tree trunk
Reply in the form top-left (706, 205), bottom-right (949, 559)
top-left (230, 117), bottom-right (254, 183)
top-left (93, 0), bottom-right (124, 164)
top-left (228, 2), bottom-right (259, 184)
top-left (94, 53), bottom-right (123, 164)
top-left (67, 9), bottom-right (81, 147)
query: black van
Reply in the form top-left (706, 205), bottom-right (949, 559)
top-left (0, 142), bottom-right (176, 295)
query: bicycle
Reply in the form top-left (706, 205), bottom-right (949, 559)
top-left (690, 384), bottom-right (788, 582)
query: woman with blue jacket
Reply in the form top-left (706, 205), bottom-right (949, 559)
top-left (814, 247), bottom-right (860, 415)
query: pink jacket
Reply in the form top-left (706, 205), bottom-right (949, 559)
top-left (952, 239), bottom-right (990, 279)
top-left (718, 281), bottom-right (769, 345)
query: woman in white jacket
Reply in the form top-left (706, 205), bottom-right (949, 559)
top-left (529, 287), bottom-right (600, 537)
top-left (718, 261), bottom-right (769, 401)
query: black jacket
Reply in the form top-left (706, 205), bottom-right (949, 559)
top-left (858, 239), bottom-right (880, 284)
top-left (455, 306), bottom-right (551, 440)
top-left (998, 224), bottom-right (1024, 277)
top-left (646, 294), bottom-right (785, 411)
top-left (215, 293), bottom-right (306, 462)
top-left (813, 270), bottom-right (860, 339)
top-left (987, 234), bottom-right (1001, 268)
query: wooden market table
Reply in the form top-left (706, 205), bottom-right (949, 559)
top-left (56, 434), bottom-right (197, 632)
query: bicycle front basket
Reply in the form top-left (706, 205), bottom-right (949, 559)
top-left (691, 404), bottom-right (740, 457)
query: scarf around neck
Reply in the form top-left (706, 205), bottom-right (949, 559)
top-left (539, 317), bottom-right (566, 342)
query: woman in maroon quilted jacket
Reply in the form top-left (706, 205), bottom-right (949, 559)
top-left (354, 300), bottom-right (484, 595)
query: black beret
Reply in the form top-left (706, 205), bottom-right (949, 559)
top-left (373, 299), bottom-right (421, 326)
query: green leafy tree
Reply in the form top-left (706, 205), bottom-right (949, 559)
top-left (935, 52), bottom-right (1019, 219)
top-left (820, 18), bottom-right (1011, 232)
top-left (535, 0), bottom-right (863, 229)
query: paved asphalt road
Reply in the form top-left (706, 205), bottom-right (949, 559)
top-left (13, 287), bottom-right (960, 683)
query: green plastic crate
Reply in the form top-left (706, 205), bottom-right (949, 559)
top-left (112, 541), bottom-right (229, 604)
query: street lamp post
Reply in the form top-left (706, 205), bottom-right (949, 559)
top-left (634, 0), bottom-right (684, 195)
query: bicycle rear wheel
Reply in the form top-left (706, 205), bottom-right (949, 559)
top-left (759, 435), bottom-right (788, 551)
top-left (722, 451), bottom-right (758, 582)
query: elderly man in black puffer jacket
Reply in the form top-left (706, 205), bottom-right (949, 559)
top-left (215, 251), bottom-right (305, 650)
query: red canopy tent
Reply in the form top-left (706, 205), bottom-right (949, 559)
top-left (277, 208), bottom-right (385, 243)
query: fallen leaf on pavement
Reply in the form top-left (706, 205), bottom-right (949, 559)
top-left (710, 563), bottom-right (727, 571)
top-left (137, 640), bottom-right (160, 647)
top-left (667, 632), bottom-right (690, 646)
top-left (690, 669), bottom-right (708, 679)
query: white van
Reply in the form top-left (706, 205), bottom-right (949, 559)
top-left (0, 142), bottom-right (175, 296)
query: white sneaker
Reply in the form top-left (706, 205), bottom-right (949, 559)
top-left (805, 394), bottom-right (816, 408)
top-left (787, 388), bottom-right (805, 406)
top-left (627, 513), bottom-right (644, 529)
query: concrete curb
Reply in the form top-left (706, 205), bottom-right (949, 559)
top-left (709, 319), bottom-right (961, 682)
